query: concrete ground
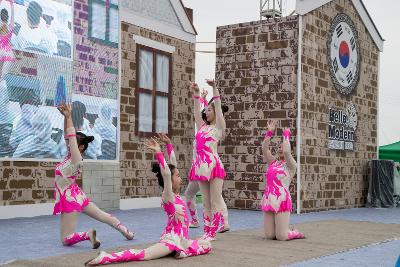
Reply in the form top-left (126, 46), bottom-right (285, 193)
top-left (0, 207), bottom-right (399, 266)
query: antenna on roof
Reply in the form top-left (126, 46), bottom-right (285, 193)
top-left (260, 0), bottom-right (283, 20)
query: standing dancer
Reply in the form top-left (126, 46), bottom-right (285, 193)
top-left (85, 137), bottom-right (211, 266)
top-left (189, 79), bottom-right (228, 241)
top-left (55, 104), bottom-right (134, 249)
top-left (0, 0), bottom-right (15, 81)
top-left (185, 89), bottom-right (230, 232)
top-left (261, 120), bottom-right (305, 241)
top-left (184, 89), bottom-right (208, 228)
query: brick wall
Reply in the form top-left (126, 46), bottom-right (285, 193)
top-left (299, 0), bottom-right (379, 212)
top-left (119, 22), bottom-right (195, 199)
top-left (82, 163), bottom-right (120, 210)
top-left (0, 161), bottom-right (57, 205)
top-left (216, 16), bottom-right (299, 210)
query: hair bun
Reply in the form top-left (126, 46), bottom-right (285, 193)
top-left (222, 105), bottom-right (229, 113)
top-left (151, 162), bottom-right (160, 174)
top-left (86, 136), bottom-right (95, 143)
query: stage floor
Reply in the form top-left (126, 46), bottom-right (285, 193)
top-left (0, 207), bottom-right (399, 267)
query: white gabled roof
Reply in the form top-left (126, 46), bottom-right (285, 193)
top-left (296, 0), bottom-right (384, 51)
top-left (120, 0), bottom-right (197, 43)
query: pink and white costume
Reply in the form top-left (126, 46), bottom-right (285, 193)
top-left (261, 131), bottom-right (296, 213)
top-left (0, 0), bottom-right (15, 64)
top-left (158, 145), bottom-right (211, 256)
top-left (85, 144), bottom-right (211, 266)
top-left (189, 123), bottom-right (226, 182)
top-left (160, 193), bottom-right (211, 256)
top-left (53, 128), bottom-right (89, 215)
top-left (0, 30), bottom-right (14, 62)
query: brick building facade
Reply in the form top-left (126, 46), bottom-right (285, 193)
top-left (216, 16), bottom-right (299, 211)
top-left (0, 0), bottom-right (384, 217)
top-left (216, 0), bottom-right (383, 212)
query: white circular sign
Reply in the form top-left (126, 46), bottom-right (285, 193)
top-left (327, 13), bottom-right (360, 95)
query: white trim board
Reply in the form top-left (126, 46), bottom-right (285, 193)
top-left (120, 197), bottom-right (161, 210)
top-left (295, 0), bottom-right (384, 52)
top-left (0, 203), bottom-right (54, 220)
top-left (120, 10), bottom-right (196, 44)
top-left (296, 15), bottom-right (303, 214)
top-left (133, 35), bottom-right (176, 53)
top-left (0, 198), bottom-right (163, 220)
top-left (169, 0), bottom-right (196, 35)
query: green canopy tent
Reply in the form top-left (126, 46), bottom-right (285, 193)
top-left (379, 141), bottom-right (400, 163)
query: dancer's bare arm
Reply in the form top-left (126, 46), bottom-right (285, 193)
top-left (58, 104), bottom-right (82, 164)
top-left (206, 79), bottom-right (226, 132)
top-left (192, 82), bottom-right (203, 129)
top-left (262, 120), bottom-right (276, 164)
top-left (282, 128), bottom-right (297, 178)
top-left (145, 138), bottom-right (174, 202)
top-left (157, 133), bottom-right (177, 166)
top-left (10, 0), bottom-right (14, 30)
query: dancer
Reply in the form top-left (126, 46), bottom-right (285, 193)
top-left (185, 88), bottom-right (230, 232)
top-left (85, 137), bottom-right (211, 266)
top-left (261, 120), bottom-right (305, 241)
top-left (55, 104), bottom-right (134, 249)
top-left (184, 89), bottom-right (208, 228)
top-left (189, 79), bottom-right (228, 241)
top-left (0, 0), bottom-right (15, 81)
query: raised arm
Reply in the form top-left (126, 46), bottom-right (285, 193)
top-left (58, 104), bottom-right (82, 164)
top-left (262, 120), bottom-right (276, 164)
top-left (9, 0), bottom-right (14, 31)
top-left (199, 89), bottom-right (209, 109)
top-left (282, 128), bottom-right (297, 178)
top-left (206, 79), bottom-right (226, 132)
top-left (158, 133), bottom-right (177, 166)
top-left (191, 83), bottom-right (203, 129)
top-left (145, 138), bottom-right (174, 201)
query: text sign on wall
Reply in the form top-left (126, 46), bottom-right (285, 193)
top-left (328, 102), bottom-right (358, 150)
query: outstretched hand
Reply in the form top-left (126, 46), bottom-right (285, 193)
top-left (282, 134), bottom-right (291, 153)
top-left (267, 120), bottom-right (277, 132)
top-left (157, 133), bottom-right (171, 144)
top-left (144, 138), bottom-right (161, 152)
top-left (191, 82), bottom-right (200, 95)
top-left (57, 103), bottom-right (72, 118)
top-left (201, 89), bottom-right (208, 99)
top-left (205, 79), bottom-right (215, 88)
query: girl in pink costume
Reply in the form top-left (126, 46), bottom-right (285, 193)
top-left (185, 88), bottom-right (230, 233)
top-left (261, 120), bottom-right (305, 241)
top-left (0, 0), bottom-right (15, 81)
top-left (85, 136), bottom-right (211, 266)
top-left (55, 104), bottom-right (134, 249)
top-left (188, 80), bottom-right (228, 241)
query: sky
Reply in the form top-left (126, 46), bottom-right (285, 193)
top-left (182, 0), bottom-right (400, 146)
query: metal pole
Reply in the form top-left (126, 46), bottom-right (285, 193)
top-left (273, 0), bottom-right (275, 18)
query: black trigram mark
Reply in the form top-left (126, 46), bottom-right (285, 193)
top-left (350, 37), bottom-right (356, 51)
top-left (336, 25), bottom-right (343, 37)
top-left (346, 71), bottom-right (353, 83)
top-left (333, 58), bottom-right (339, 73)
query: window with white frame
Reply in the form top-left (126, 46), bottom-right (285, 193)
top-left (89, 0), bottom-right (119, 47)
top-left (136, 45), bottom-right (171, 135)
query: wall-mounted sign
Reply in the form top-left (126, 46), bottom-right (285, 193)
top-left (327, 13), bottom-right (360, 95)
top-left (328, 102), bottom-right (358, 150)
